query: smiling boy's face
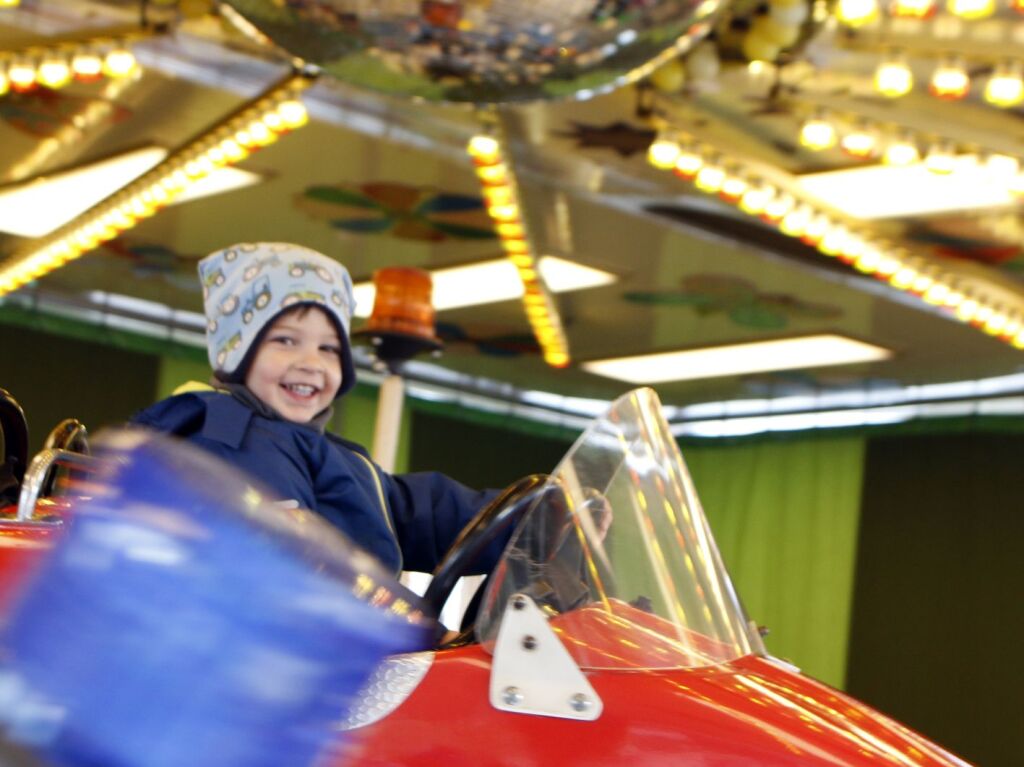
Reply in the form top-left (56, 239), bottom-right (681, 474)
top-left (245, 307), bottom-right (343, 423)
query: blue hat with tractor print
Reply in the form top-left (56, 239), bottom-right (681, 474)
top-left (199, 242), bottom-right (357, 397)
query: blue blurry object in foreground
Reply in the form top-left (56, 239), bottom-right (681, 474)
top-left (0, 429), bottom-right (435, 767)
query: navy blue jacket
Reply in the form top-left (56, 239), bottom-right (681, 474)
top-left (132, 390), bottom-right (497, 575)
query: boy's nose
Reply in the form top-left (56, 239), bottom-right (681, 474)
top-left (296, 351), bottom-right (324, 372)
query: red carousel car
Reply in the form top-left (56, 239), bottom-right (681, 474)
top-left (0, 387), bottom-right (970, 766)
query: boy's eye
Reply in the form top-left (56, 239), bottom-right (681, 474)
top-left (270, 335), bottom-right (296, 346)
top-left (321, 345), bottom-right (341, 356)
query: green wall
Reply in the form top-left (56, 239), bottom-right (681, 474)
top-left (0, 323), bottom-right (158, 452)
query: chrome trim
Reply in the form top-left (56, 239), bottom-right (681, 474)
top-left (15, 449), bottom-right (97, 523)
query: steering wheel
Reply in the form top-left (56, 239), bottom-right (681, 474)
top-left (422, 474), bottom-right (552, 645)
top-left (44, 418), bottom-right (90, 455)
top-left (40, 419), bottom-right (90, 497)
top-left (0, 389), bottom-right (29, 507)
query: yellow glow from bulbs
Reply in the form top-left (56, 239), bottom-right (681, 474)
top-left (673, 150), bottom-right (704, 178)
top-left (841, 130), bottom-right (877, 158)
top-left (694, 164), bottom-right (726, 193)
top-left (930, 62), bottom-right (969, 99)
top-left (884, 140), bottom-right (920, 166)
top-left (103, 47), bottom-right (138, 78)
top-left (648, 137), bottom-right (681, 170)
top-left (799, 117), bottom-right (838, 151)
top-left (247, 121), bottom-right (275, 146)
top-left (488, 203), bottom-right (519, 222)
top-left (984, 65), bottom-right (1024, 108)
top-left (8, 60), bottom-right (36, 91)
top-left (923, 283), bottom-right (950, 304)
top-left (475, 163), bottom-right (508, 185)
top-left (780, 206), bottom-right (811, 237)
top-left (836, 0), bottom-right (879, 26)
top-left (874, 60), bottom-right (913, 97)
top-left (277, 99), bottom-right (308, 129)
top-left (854, 247), bottom-right (882, 274)
top-left (946, 0), bottom-right (994, 18)
top-left (890, 266), bottom-right (917, 289)
top-left (891, 0), bottom-right (936, 16)
top-left (764, 194), bottom-right (794, 221)
top-left (739, 186), bottom-right (772, 215)
top-left (720, 176), bottom-right (748, 200)
top-left (467, 135), bottom-right (500, 163)
top-left (38, 57), bottom-right (72, 89)
top-left (924, 145), bottom-right (956, 174)
top-left (72, 50), bottom-right (103, 80)
top-left (803, 215), bottom-right (830, 243)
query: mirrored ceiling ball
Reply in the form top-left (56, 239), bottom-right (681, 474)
top-left (222, 0), bottom-right (725, 104)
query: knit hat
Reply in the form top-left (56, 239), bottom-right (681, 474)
top-left (198, 242), bottom-right (357, 397)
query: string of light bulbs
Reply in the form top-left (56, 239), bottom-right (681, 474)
top-left (836, 0), bottom-right (1024, 25)
top-left (0, 72), bottom-right (315, 296)
top-left (0, 25), bottom-right (159, 95)
top-left (466, 129), bottom-right (570, 369)
top-left (791, 103), bottom-right (1024, 193)
top-left (646, 129), bottom-right (1024, 349)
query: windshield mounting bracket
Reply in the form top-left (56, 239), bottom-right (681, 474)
top-left (488, 593), bottom-right (603, 722)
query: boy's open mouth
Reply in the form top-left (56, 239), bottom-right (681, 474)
top-left (282, 383), bottom-right (319, 398)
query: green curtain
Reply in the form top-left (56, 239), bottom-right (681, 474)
top-left (683, 436), bottom-right (865, 689)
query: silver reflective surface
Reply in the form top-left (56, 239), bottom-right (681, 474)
top-left (221, 0), bottom-right (722, 104)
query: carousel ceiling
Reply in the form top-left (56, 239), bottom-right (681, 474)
top-left (1, 0), bottom-right (1024, 428)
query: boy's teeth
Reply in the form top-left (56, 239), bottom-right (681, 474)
top-left (287, 384), bottom-right (315, 396)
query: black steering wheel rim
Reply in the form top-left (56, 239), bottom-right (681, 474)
top-left (0, 388), bottom-right (29, 506)
top-left (423, 474), bottom-right (551, 631)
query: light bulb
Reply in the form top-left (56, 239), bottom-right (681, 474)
top-left (71, 48), bottom-right (103, 81)
top-left (836, 0), bottom-right (879, 26)
top-left (799, 113), bottom-right (838, 150)
top-left (739, 184), bottom-right (773, 215)
top-left (780, 205), bottom-right (812, 237)
top-left (763, 193), bottom-right (795, 222)
top-left (884, 137), bottom-right (920, 166)
top-left (874, 55), bottom-right (913, 97)
top-left (720, 173), bottom-right (748, 201)
top-left (694, 162), bottom-right (726, 193)
top-left (103, 45), bottom-right (138, 78)
top-left (929, 58), bottom-right (969, 100)
top-left (467, 135), bottom-right (501, 164)
top-left (647, 135), bottom-right (681, 170)
top-left (984, 62), bottom-right (1024, 108)
top-left (8, 58), bottom-right (37, 93)
top-left (840, 126), bottom-right (878, 158)
top-left (946, 0), bottom-right (994, 19)
top-left (673, 148), bottom-right (704, 179)
top-left (276, 98), bottom-right (308, 129)
top-left (924, 142), bottom-right (957, 174)
top-left (890, 0), bottom-right (936, 18)
top-left (37, 55), bottom-right (72, 89)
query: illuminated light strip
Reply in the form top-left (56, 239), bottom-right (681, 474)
top-left (647, 131), bottom-right (1024, 352)
top-left (0, 72), bottom-right (315, 296)
top-left (0, 24), bottom-right (160, 95)
top-left (467, 131), bottom-right (570, 368)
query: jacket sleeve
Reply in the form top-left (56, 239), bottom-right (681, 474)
top-left (383, 471), bottom-right (503, 574)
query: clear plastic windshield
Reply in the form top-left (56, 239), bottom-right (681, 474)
top-left (475, 388), bottom-right (762, 671)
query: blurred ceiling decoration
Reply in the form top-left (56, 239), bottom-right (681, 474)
top-left (0, 0), bottom-right (1023, 433)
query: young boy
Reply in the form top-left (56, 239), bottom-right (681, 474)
top-left (133, 242), bottom-right (497, 576)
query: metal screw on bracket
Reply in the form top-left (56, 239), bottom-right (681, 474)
top-left (521, 635), bottom-right (537, 650)
top-left (569, 693), bottom-right (592, 712)
top-left (503, 686), bottom-right (524, 706)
